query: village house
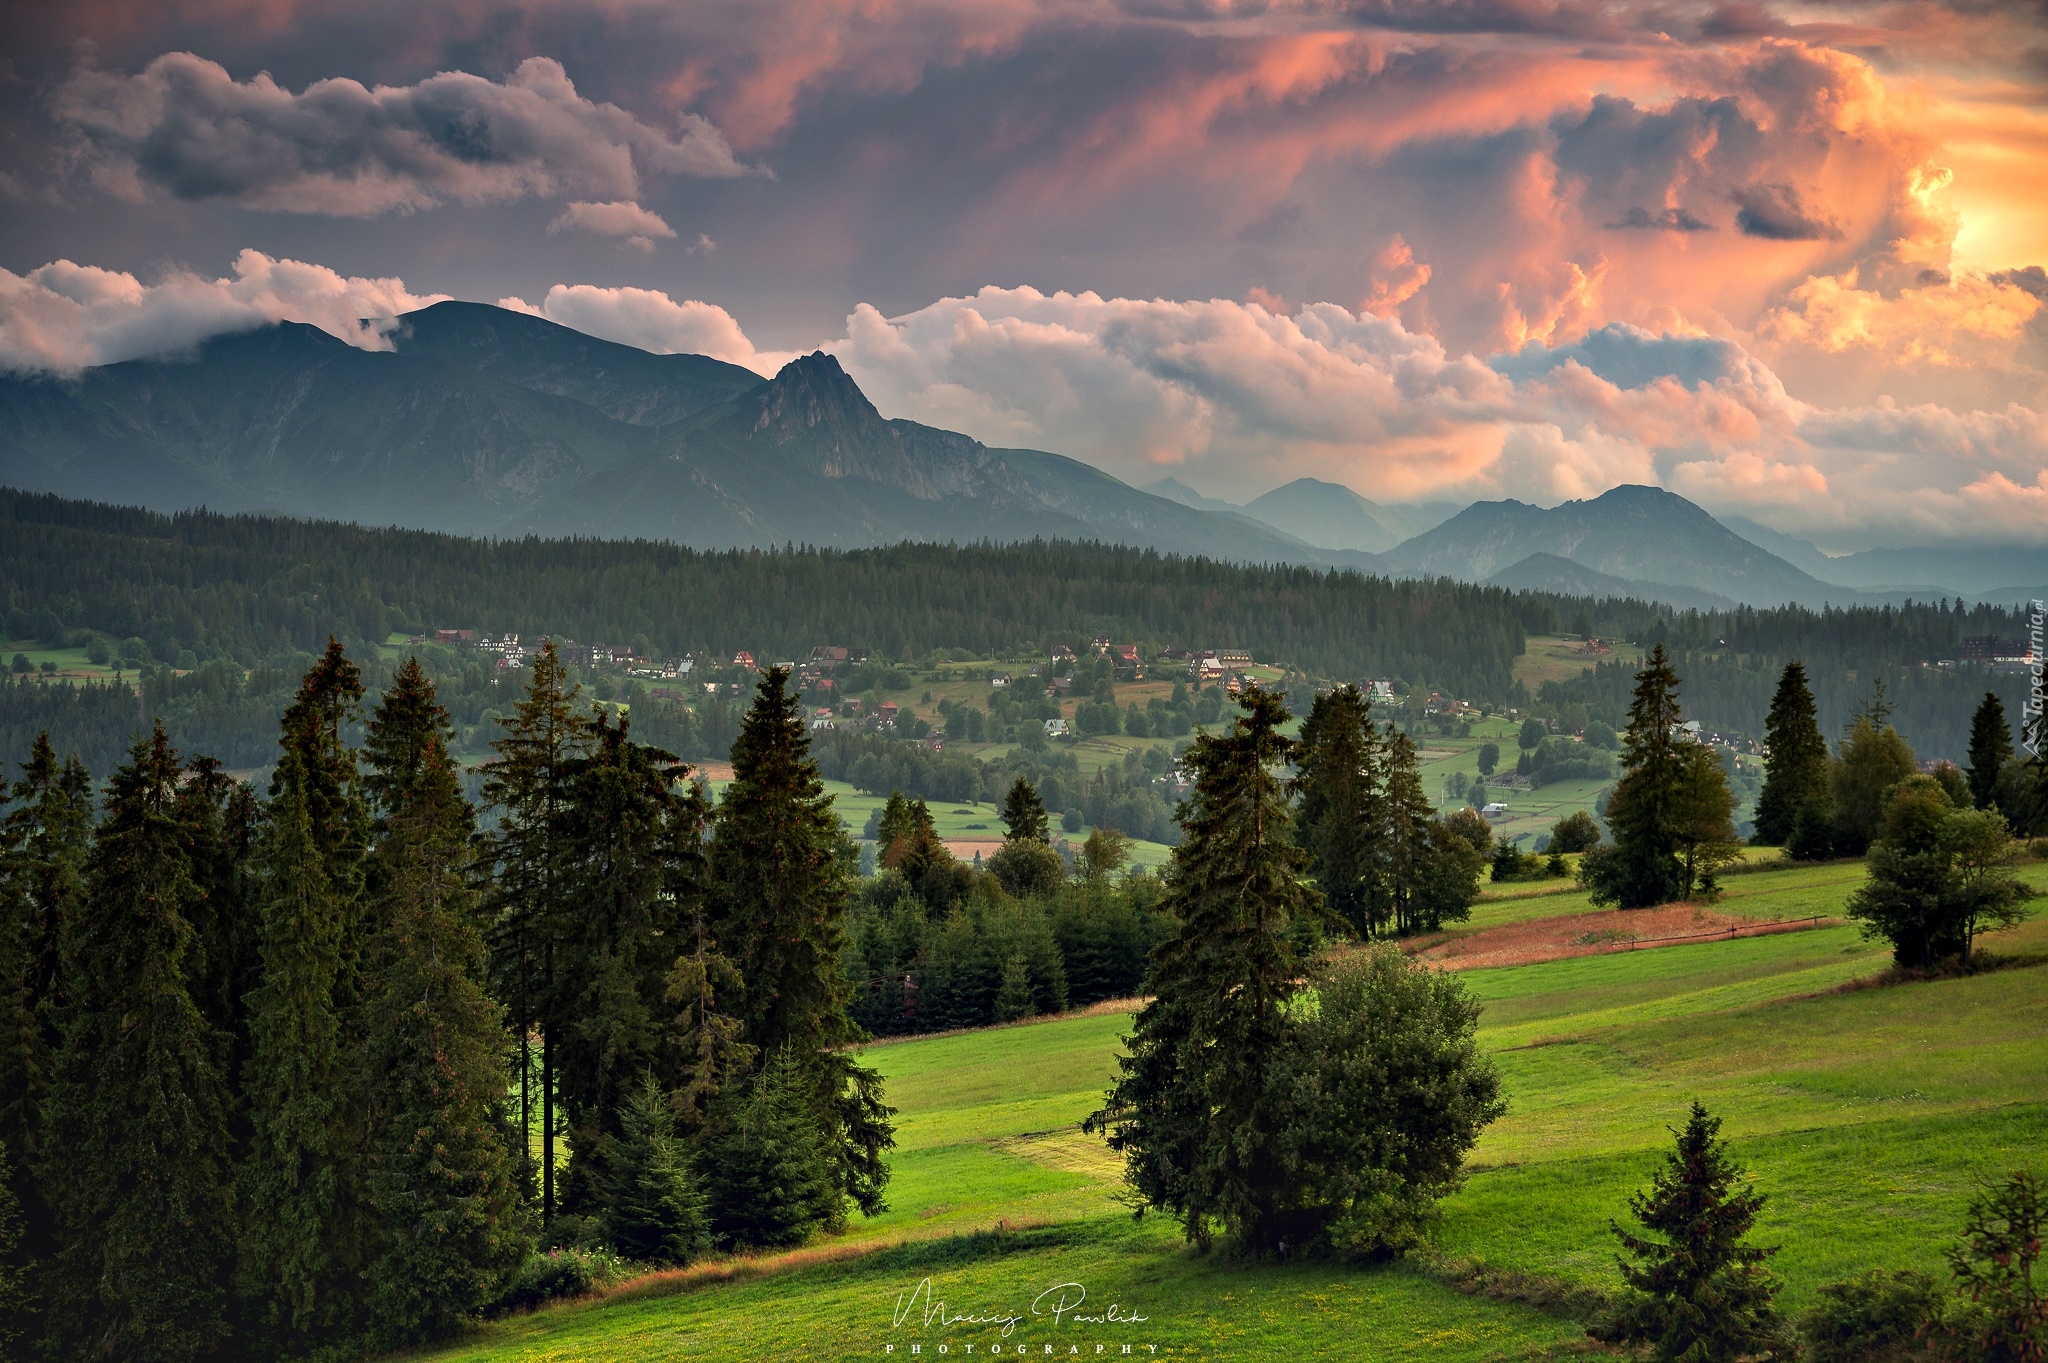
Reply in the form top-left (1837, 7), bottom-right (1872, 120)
top-left (1050, 644), bottom-right (1076, 662)
top-left (732, 650), bottom-right (756, 669)
top-left (809, 645), bottom-right (850, 664)
top-left (1113, 643), bottom-right (1142, 680)
top-left (431, 628), bottom-right (476, 645)
top-left (1044, 717), bottom-right (1071, 737)
top-left (989, 672), bottom-right (1012, 688)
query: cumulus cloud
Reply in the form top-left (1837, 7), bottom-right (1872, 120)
top-left (496, 284), bottom-right (792, 372)
top-left (546, 200), bottom-right (677, 251)
top-left (816, 284), bottom-right (2048, 542)
top-left (0, 249), bottom-right (446, 374)
top-left (51, 53), bottom-right (752, 216)
top-left (5, 248), bottom-right (2046, 544)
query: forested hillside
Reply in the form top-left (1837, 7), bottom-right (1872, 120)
top-left (0, 487), bottom-right (2026, 772)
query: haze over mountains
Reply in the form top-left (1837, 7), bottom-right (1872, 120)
top-left (0, 301), bottom-right (2016, 611)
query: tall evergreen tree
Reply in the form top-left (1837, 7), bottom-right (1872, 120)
top-left (555, 713), bottom-right (701, 1211)
top-left (42, 725), bottom-right (236, 1363)
top-left (709, 667), bottom-right (894, 1221)
top-left (1753, 662), bottom-right (1831, 846)
top-left (482, 639), bottom-right (588, 1222)
top-left (1379, 726), bottom-right (1440, 937)
top-left (1594, 1102), bottom-right (1784, 1363)
top-left (0, 732), bottom-right (90, 1317)
top-left (237, 748), bottom-right (353, 1347)
top-left (173, 757), bottom-right (260, 1087)
top-left (1584, 645), bottom-right (1691, 909)
top-left (1293, 686), bottom-right (1384, 938)
top-left (1089, 685), bottom-right (1320, 1251)
top-left (1000, 777), bottom-right (1050, 843)
top-left (274, 637), bottom-right (369, 913)
top-left (359, 662), bottom-right (530, 1343)
top-left (702, 1047), bottom-right (840, 1251)
top-left (602, 1074), bottom-right (708, 1266)
top-left (1966, 692), bottom-right (2014, 815)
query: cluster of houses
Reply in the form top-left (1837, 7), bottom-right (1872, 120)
top-left (419, 630), bottom-right (696, 679)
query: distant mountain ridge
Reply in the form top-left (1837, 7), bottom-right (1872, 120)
top-left (0, 301), bottom-right (1978, 610)
top-left (0, 304), bottom-right (1345, 564)
top-left (1383, 485), bottom-right (1843, 608)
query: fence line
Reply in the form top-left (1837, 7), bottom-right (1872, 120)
top-left (1619, 915), bottom-right (1833, 950)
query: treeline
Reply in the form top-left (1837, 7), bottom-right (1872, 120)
top-left (1538, 645), bottom-right (2023, 765)
top-left (0, 486), bottom-right (1535, 697)
top-left (1, 488), bottom-right (2028, 773)
top-left (0, 642), bottom-right (899, 1361)
top-left (810, 727), bottom-right (1183, 846)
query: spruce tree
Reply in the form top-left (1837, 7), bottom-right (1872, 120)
top-left (1585, 645), bottom-right (1690, 908)
top-left (0, 732), bottom-right (90, 1314)
top-left (0, 1139), bottom-right (22, 1357)
top-left (664, 879), bottom-right (754, 1137)
top-left (1293, 686), bottom-right (1385, 938)
top-left (359, 662), bottom-right (530, 1343)
top-left (1967, 692), bottom-right (2014, 815)
top-left (1089, 685), bottom-right (1319, 1251)
top-left (173, 756), bottom-right (260, 1085)
top-left (993, 949), bottom-right (1037, 1022)
top-left (237, 748), bottom-right (353, 1347)
top-left (703, 1048), bottom-right (839, 1251)
top-left (602, 1074), bottom-right (708, 1266)
top-left (554, 713), bottom-right (701, 1212)
top-left (1001, 777), bottom-right (1050, 842)
top-left (1753, 663), bottom-right (1832, 847)
top-left (1595, 1102), bottom-right (1785, 1363)
top-left (274, 637), bottom-right (370, 914)
top-left (710, 667), bottom-right (895, 1219)
top-left (482, 639), bottom-right (588, 1221)
top-left (42, 725), bottom-right (236, 1363)
top-left (1379, 726), bottom-right (1439, 936)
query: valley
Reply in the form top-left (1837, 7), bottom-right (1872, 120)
top-left (407, 857), bottom-right (2048, 1361)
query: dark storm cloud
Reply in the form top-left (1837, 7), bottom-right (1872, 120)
top-left (50, 52), bottom-right (752, 215)
top-left (1608, 207), bottom-right (1714, 230)
top-left (1733, 183), bottom-right (1842, 240)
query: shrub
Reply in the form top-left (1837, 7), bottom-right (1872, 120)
top-left (1268, 945), bottom-right (1506, 1258)
top-left (987, 839), bottom-right (1065, 899)
top-left (1549, 810), bottom-right (1602, 854)
top-left (490, 1247), bottom-right (630, 1315)
top-left (1800, 1270), bottom-right (1948, 1363)
top-left (85, 640), bottom-right (110, 666)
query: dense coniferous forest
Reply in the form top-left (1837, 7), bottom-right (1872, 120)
top-left (0, 487), bottom-right (2030, 773)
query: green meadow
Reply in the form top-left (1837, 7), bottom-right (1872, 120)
top-left (408, 861), bottom-right (2048, 1362)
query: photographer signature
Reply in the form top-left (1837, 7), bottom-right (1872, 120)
top-left (891, 1277), bottom-right (1149, 1337)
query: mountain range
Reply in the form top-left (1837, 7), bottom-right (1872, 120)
top-left (0, 300), bottom-right (1993, 611)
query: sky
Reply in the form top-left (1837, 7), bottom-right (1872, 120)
top-left (0, 0), bottom-right (2044, 550)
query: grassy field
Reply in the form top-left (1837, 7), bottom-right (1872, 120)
top-left (409, 858), bottom-right (2048, 1362)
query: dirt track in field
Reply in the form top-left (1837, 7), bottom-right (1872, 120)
top-left (1403, 901), bottom-right (1837, 971)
